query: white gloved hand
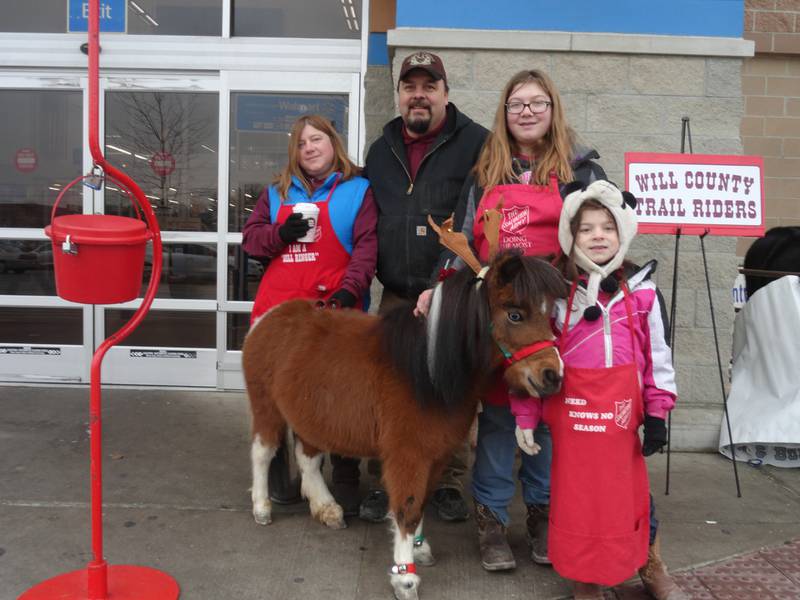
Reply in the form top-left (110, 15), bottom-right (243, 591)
top-left (515, 426), bottom-right (541, 456)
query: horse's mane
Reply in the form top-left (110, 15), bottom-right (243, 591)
top-left (379, 265), bottom-right (492, 411)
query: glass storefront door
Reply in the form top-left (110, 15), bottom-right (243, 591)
top-left (0, 70), bottom-right (361, 388)
top-left (0, 76), bottom-right (91, 383)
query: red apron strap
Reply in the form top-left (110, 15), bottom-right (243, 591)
top-left (620, 281), bottom-right (638, 353)
top-left (559, 280), bottom-right (579, 352)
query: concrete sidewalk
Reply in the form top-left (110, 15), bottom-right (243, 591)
top-left (2, 386), bottom-right (799, 600)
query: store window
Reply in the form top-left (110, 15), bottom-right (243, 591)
top-left (139, 243), bottom-right (219, 300)
top-left (0, 307), bottom-right (82, 345)
top-left (105, 309), bottom-right (215, 347)
top-left (0, 90), bottom-right (83, 228)
top-left (0, 240), bottom-right (56, 296)
top-left (104, 91), bottom-right (219, 232)
top-left (126, 0), bottom-right (222, 36)
top-left (233, 0), bottom-right (362, 38)
top-left (1, 0), bottom-right (222, 36)
top-left (1, 1), bottom-right (66, 33)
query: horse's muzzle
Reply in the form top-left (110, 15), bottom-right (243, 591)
top-left (529, 368), bottom-right (562, 397)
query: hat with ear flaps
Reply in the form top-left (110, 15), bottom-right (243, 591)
top-left (558, 179), bottom-right (638, 321)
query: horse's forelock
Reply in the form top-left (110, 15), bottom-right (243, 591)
top-left (507, 257), bottom-right (568, 311)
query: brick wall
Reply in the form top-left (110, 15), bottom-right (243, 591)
top-left (741, 0), bottom-right (800, 255)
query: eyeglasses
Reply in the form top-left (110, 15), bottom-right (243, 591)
top-left (505, 100), bottom-right (552, 115)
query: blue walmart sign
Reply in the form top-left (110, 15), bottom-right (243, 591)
top-left (69, 0), bottom-right (127, 33)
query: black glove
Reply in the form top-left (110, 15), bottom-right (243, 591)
top-left (327, 289), bottom-right (357, 309)
top-left (278, 212), bottom-right (311, 244)
top-left (642, 416), bottom-right (667, 457)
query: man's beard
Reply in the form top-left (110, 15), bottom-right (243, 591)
top-left (407, 115), bottom-right (431, 134)
top-left (406, 105), bottom-right (432, 134)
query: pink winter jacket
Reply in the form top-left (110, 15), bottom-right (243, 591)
top-left (510, 262), bottom-right (678, 430)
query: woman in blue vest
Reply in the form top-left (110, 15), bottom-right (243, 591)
top-left (243, 114), bottom-right (377, 321)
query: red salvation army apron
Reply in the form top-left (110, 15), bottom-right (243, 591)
top-left (251, 176), bottom-right (353, 323)
top-left (543, 281), bottom-right (649, 586)
top-left (473, 172), bottom-right (562, 262)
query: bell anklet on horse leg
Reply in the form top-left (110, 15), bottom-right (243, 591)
top-left (390, 516), bottom-right (420, 600)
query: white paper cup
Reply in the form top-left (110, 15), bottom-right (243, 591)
top-left (292, 202), bottom-right (320, 243)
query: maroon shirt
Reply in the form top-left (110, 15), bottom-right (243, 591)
top-left (402, 116), bottom-right (446, 181)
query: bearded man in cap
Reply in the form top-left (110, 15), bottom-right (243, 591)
top-left (330, 51), bottom-right (489, 523)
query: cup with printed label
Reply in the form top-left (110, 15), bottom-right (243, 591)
top-left (292, 202), bottom-right (320, 243)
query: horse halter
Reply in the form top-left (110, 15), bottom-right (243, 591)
top-left (493, 335), bottom-right (557, 369)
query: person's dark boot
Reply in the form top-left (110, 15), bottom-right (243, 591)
top-left (330, 454), bottom-right (361, 517)
top-left (359, 489), bottom-right (389, 522)
top-left (268, 444), bottom-right (302, 504)
top-left (526, 503), bottom-right (551, 565)
top-left (431, 488), bottom-right (470, 522)
top-left (638, 533), bottom-right (688, 600)
top-left (474, 502), bottom-right (516, 571)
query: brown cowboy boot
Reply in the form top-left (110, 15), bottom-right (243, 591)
top-left (638, 532), bottom-right (688, 599)
top-left (474, 502), bottom-right (516, 571)
top-left (526, 503), bottom-right (551, 565)
top-left (573, 581), bottom-right (604, 599)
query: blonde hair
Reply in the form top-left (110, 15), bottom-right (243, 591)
top-left (273, 115), bottom-right (360, 199)
top-left (475, 70), bottom-right (576, 188)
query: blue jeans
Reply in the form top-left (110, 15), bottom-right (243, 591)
top-left (471, 403), bottom-right (552, 526)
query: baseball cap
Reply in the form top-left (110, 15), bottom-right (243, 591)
top-left (398, 51), bottom-right (448, 87)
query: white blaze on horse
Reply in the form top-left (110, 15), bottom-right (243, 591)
top-left (242, 212), bottom-right (566, 600)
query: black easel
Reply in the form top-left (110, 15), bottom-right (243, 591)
top-left (664, 117), bottom-right (742, 497)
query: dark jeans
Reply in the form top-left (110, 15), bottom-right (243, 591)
top-left (649, 493), bottom-right (658, 545)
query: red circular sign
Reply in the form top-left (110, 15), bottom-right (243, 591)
top-left (15, 148), bottom-right (38, 173)
top-left (149, 152), bottom-right (176, 177)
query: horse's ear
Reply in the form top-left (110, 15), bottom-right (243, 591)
top-left (496, 252), bottom-right (523, 286)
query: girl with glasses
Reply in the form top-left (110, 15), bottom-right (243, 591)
top-left (423, 69), bottom-right (607, 575)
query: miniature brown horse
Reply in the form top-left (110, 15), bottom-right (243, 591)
top-left (242, 250), bottom-right (567, 600)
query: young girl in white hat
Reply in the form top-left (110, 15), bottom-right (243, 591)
top-left (512, 179), bottom-right (685, 600)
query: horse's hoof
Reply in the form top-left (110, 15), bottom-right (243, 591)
top-left (317, 502), bottom-right (347, 530)
top-left (413, 545), bottom-right (436, 567)
top-left (253, 510), bottom-right (272, 525)
top-left (391, 574), bottom-right (420, 600)
top-left (252, 500), bottom-right (272, 525)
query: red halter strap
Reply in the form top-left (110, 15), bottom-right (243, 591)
top-left (503, 339), bottom-right (557, 369)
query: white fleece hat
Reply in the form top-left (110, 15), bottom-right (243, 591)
top-left (558, 179), bottom-right (638, 309)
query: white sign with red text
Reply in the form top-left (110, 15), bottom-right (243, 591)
top-left (625, 152), bottom-right (764, 237)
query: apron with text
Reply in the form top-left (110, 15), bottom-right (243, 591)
top-left (251, 177), bottom-right (352, 323)
top-left (473, 172), bottom-right (562, 263)
top-left (543, 281), bottom-right (650, 586)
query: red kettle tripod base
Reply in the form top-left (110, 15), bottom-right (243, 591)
top-left (20, 564), bottom-right (179, 600)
